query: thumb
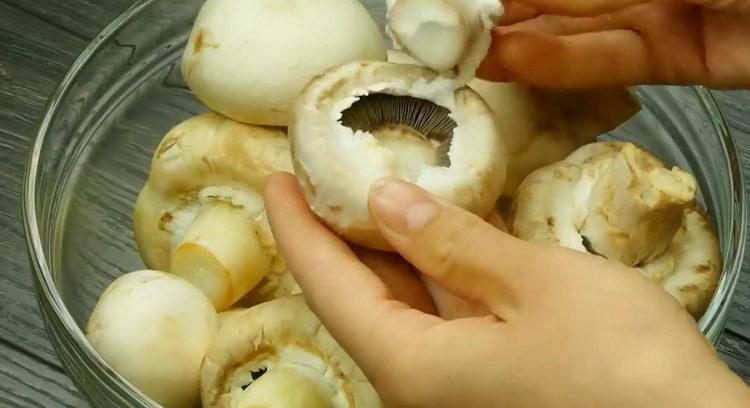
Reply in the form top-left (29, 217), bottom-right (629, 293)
top-left (367, 178), bottom-right (535, 317)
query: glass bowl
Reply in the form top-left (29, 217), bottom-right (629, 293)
top-left (22, 0), bottom-right (746, 406)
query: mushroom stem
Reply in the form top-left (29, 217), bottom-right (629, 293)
top-left (234, 367), bottom-right (331, 408)
top-left (372, 125), bottom-right (438, 180)
top-left (171, 201), bottom-right (271, 310)
top-left (579, 144), bottom-right (697, 266)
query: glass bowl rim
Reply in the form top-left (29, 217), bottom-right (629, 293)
top-left (21, 0), bottom-right (748, 404)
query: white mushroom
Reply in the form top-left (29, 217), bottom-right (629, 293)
top-left (510, 142), bottom-right (721, 317)
top-left (86, 270), bottom-right (219, 408)
top-left (387, 0), bottom-right (502, 80)
top-left (133, 112), bottom-right (293, 310)
top-left (290, 60), bottom-right (507, 249)
top-left (471, 82), bottom-right (641, 196)
top-left (201, 296), bottom-right (382, 408)
top-left (181, 0), bottom-right (387, 127)
top-left (386, 50), bottom-right (641, 197)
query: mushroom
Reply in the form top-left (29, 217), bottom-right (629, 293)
top-left (226, 210), bottom-right (302, 308)
top-left (133, 112), bottom-right (293, 310)
top-left (471, 82), bottom-right (641, 196)
top-left (201, 296), bottom-right (382, 408)
top-left (509, 142), bottom-right (721, 317)
top-left (387, 0), bottom-right (502, 80)
top-left (290, 60), bottom-right (507, 249)
top-left (386, 50), bottom-right (641, 198)
top-left (86, 270), bottom-right (219, 408)
top-left (181, 0), bottom-right (387, 127)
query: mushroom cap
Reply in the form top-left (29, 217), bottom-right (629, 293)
top-left (181, 0), bottom-right (387, 126)
top-left (201, 295), bottom-right (381, 408)
top-left (133, 112), bottom-right (293, 309)
top-left (467, 81), bottom-right (641, 196)
top-left (385, 50), bottom-right (641, 197)
top-left (509, 142), bottom-right (720, 317)
top-left (86, 270), bottom-right (219, 408)
top-left (290, 61), bottom-right (506, 249)
top-left (387, 0), bottom-right (502, 80)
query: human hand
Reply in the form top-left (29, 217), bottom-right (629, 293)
top-left (478, 0), bottom-right (750, 88)
top-left (264, 172), bottom-right (750, 408)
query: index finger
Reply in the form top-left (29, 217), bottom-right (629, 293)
top-left (263, 172), bottom-right (441, 372)
top-left (511, 0), bottom-right (650, 16)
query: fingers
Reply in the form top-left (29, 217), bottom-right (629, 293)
top-left (422, 277), bottom-right (490, 319)
top-left (510, 0), bottom-right (649, 16)
top-left (264, 172), bottom-right (441, 372)
top-left (499, 1), bottom-right (539, 25)
top-left (688, 0), bottom-right (750, 12)
top-left (479, 29), bottom-right (650, 88)
top-left (485, 209), bottom-right (509, 232)
top-left (700, 10), bottom-right (750, 88)
top-left (368, 178), bottom-right (536, 316)
top-left (264, 172), bottom-right (379, 311)
top-left (355, 247), bottom-right (437, 315)
top-left (496, 12), bottom-right (627, 36)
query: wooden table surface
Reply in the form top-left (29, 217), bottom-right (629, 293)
top-left (1, 0), bottom-right (749, 406)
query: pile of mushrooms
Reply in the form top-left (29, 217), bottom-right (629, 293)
top-left (88, 0), bottom-right (389, 406)
top-left (84, 0), bottom-right (723, 407)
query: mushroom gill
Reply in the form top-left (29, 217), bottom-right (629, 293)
top-left (340, 93), bottom-right (457, 173)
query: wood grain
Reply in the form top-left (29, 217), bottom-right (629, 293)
top-left (5, 0), bottom-right (137, 39)
top-left (0, 340), bottom-right (84, 407)
top-left (719, 329), bottom-right (750, 383)
top-left (713, 91), bottom-right (750, 340)
top-left (0, 1), bottom-right (87, 363)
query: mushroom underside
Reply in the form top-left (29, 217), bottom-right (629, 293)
top-left (339, 92), bottom-right (457, 175)
top-left (201, 296), bottom-right (382, 408)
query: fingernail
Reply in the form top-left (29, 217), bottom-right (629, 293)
top-left (368, 178), bottom-right (441, 235)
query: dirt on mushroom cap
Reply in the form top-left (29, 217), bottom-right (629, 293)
top-left (509, 141), bottom-right (721, 318)
top-left (133, 112), bottom-right (294, 310)
top-left (201, 296), bottom-right (381, 408)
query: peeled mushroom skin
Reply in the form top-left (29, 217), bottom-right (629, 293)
top-left (509, 141), bottom-right (721, 317)
top-left (388, 0), bottom-right (469, 73)
top-left (290, 60), bottom-right (507, 249)
top-left (387, 0), bottom-right (502, 80)
top-left (181, 0), bottom-right (387, 127)
top-left (133, 112), bottom-right (293, 310)
top-left (86, 270), bottom-right (219, 408)
top-left (201, 296), bottom-right (382, 408)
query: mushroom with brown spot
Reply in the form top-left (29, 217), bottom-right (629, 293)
top-left (290, 60), bottom-right (507, 249)
top-left (134, 112), bottom-right (296, 311)
top-left (201, 296), bottom-right (382, 408)
top-left (181, 0), bottom-right (387, 126)
top-left (509, 141), bottom-right (721, 317)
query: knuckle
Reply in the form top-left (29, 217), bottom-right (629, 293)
top-left (425, 214), bottom-right (494, 280)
